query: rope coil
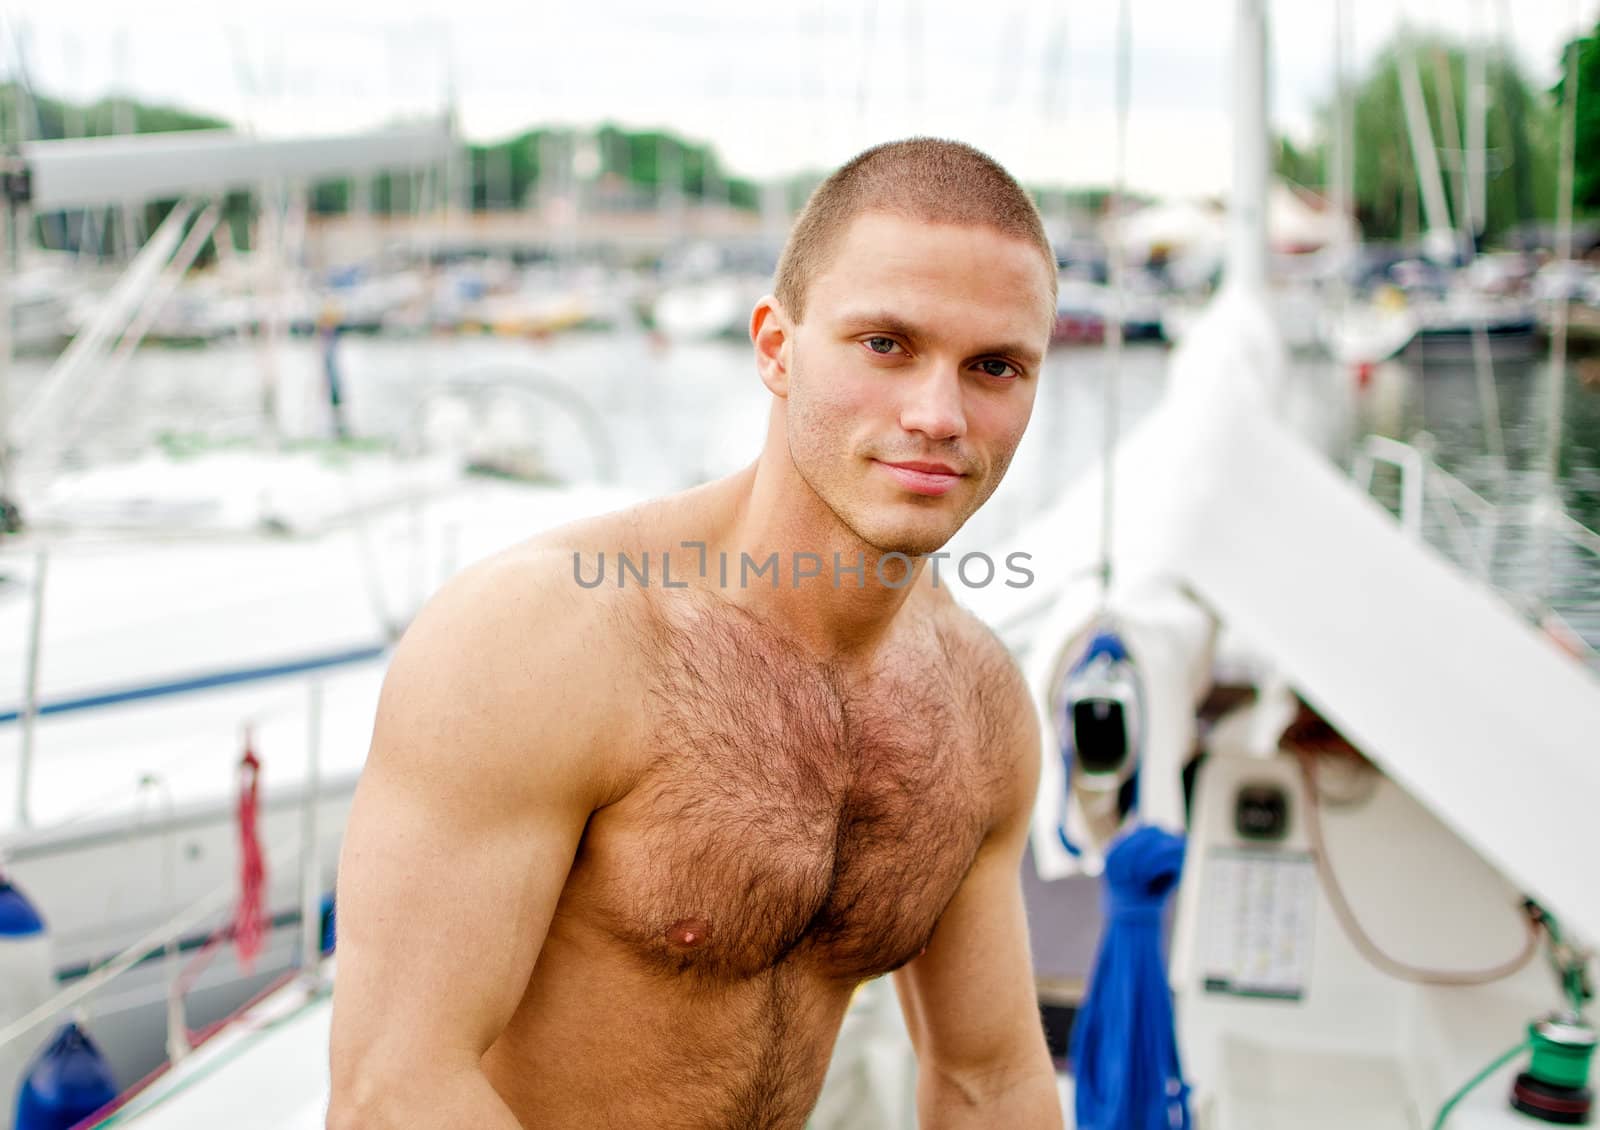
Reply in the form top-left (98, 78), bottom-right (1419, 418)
top-left (233, 738), bottom-right (267, 970)
top-left (169, 729), bottom-right (269, 1036)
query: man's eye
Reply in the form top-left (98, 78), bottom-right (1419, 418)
top-left (864, 337), bottom-right (901, 355)
top-left (976, 359), bottom-right (1019, 378)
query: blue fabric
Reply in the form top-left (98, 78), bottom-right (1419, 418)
top-left (0, 881), bottom-right (45, 937)
top-left (15, 1022), bottom-right (118, 1130)
top-left (1081, 630), bottom-right (1129, 664)
top-left (1071, 825), bottom-right (1192, 1130)
top-left (320, 892), bottom-right (337, 954)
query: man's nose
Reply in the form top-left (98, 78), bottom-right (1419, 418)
top-left (898, 364), bottom-right (967, 441)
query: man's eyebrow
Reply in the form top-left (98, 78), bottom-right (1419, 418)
top-left (835, 310), bottom-right (1043, 369)
top-left (835, 310), bottom-right (924, 339)
top-left (987, 341), bottom-right (1044, 369)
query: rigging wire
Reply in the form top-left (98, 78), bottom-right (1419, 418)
top-left (1537, 0), bottom-right (1581, 611)
top-left (1097, 0), bottom-right (1133, 607)
top-left (1444, 7), bottom-right (1509, 480)
top-left (1039, 11), bottom-right (1069, 121)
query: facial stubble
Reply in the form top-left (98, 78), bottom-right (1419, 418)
top-left (782, 350), bottom-right (1019, 560)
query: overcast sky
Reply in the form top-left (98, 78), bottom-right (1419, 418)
top-left (6, 0), bottom-right (1596, 198)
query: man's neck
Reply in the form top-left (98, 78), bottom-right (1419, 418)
top-left (701, 458), bottom-right (930, 667)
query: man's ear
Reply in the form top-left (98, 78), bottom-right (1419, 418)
top-left (750, 296), bottom-right (793, 398)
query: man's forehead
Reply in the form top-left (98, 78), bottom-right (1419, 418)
top-left (808, 213), bottom-right (1056, 337)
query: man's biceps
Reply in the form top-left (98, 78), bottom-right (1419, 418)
top-left (337, 840), bottom-right (551, 1009)
top-left (951, 835), bottom-right (1028, 913)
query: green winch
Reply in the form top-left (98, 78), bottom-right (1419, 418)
top-left (1431, 902), bottom-right (1594, 1128)
top-left (1512, 1014), bottom-right (1596, 1124)
top-left (1511, 901), bottom-right (1595, 1125)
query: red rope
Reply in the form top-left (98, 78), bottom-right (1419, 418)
top-left (171, 731), bottom-right (269, 1019)
top-left (232, 738), bottom-right (267, 971)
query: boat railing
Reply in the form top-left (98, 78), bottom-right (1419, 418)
top-left (0, 365), bottom-right (630, 1081)
top-left (17, 197), bottom-right (223, 479)
top-left (0, 672), bottom-right (333, 1073)
top-left (5, 360), bottom-right (628, 796)
top-left (4, 518), bottom-right (397, 831)
top-left (405, 367), bottom-right (623, 485)
top-left (1353, 433), bottom-right (1600, 672)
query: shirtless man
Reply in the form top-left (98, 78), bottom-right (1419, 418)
top-left (326, 138), bottom-right (1065, 1130)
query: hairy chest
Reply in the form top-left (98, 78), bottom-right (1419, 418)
top-left (575, 600), bottom-right (1008, 984)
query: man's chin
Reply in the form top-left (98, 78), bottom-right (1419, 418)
top-left (825, 480), bottom-right (985, 559)
top-left (856, 518), bottom-right (961, 560)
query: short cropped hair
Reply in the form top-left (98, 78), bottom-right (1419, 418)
top-left (773, 138), bottom-right (1057, 322)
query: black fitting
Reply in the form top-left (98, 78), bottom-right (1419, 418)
top-left (0, 156), bottom-right (31, 207)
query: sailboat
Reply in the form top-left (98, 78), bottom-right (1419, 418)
top-left (968, 4), bottom-right (1599, 1126)
top-left (0, 120), bottom-right (641, 1120)
top-left (1392, 28), bottom-right (1540, 368)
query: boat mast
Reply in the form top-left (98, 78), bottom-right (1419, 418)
top-left (0, 56), bottom-right (26, 511)
top-left (0, 198), bottom-right (10, 515)
top-left (1328, 0), bottom-right (1354, 305)
top-left (1428, 43), bottom-right (1472, 264)
top-left (1464, 14), bottom-right (1488, 248)
top-left (1096, 0), bottom-right (1132, 603)
top-left (1396, 25), bottom-right (1457, 263)
top-left (1460, 6), bottom-right (1508, 475)
top-left (1227, 0), bottom-right (1269, 298)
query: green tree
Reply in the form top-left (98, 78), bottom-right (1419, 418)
top-left (1274, 136), bottom-right (1324, 190)
top-left (2, 83), bottom-right (228, 142)
top-left (1552, 19), bottom-right (1600, 213)
top-left (2, 83), bottom-right (236, 256)
top-left (1275, 37), bottom-right (1560, 243)
top-left (461, 125), bottom-right (761, 216)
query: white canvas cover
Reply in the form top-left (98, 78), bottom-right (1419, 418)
top-left (960, 290), bottom-right (1600, 942)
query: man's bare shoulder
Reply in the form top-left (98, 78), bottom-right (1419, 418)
top-left (372, 537), bottom-right (656, 807)
top-left (405, 540), bottom-right (630, 663)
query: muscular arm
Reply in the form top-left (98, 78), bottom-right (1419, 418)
top-left (893, 660), bottom-right (1063, 1129)
top-left (326, 554), bottom-right (619, 1130)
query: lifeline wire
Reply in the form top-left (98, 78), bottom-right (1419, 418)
top-left (1538, 0), bottom-right (1581, 609)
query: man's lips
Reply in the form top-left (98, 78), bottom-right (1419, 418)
top-left (874, 459), bottom-right (964, 497)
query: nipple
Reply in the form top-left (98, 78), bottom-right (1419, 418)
top-left (665, 917), bottom-right (712, 948)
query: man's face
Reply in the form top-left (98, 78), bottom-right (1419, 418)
top-left (779, 212), bottom-right (1054, 557)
